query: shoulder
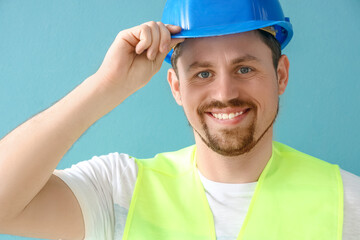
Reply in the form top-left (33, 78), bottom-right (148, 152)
top-left (273, 141), bottom-right (326, 163)
top-left (134, 145), bottom-right (196, 176)
top-left (340, 168), bottom-right (360, 206)
top-left (54, 153), bottom-right (138, 240)
top-left (54, 152), bottom-right (139, 209)
top-left (273, 142), bottom-right (339, 174)
top-left (54, 152), bottom-right (138, 188)
top-left (340, 169), bottom-right (360, 238)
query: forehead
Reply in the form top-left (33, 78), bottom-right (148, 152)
top-left (177, 31), bottom-right (271, 69)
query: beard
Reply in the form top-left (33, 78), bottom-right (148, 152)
top-left (191, 98), bottom-right (279, 157)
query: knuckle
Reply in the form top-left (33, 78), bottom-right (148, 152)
top-left (147, 21), bottom-right (157, 27)
top-left (116, 30), bottom-right (128, 42)
top-left (157, 21), bottom-right (165, 27)
top-left (116, 31), bottom-right (124, 39)
top-left (117, 28), bottom-right (128, 37)
top-left (142, 24), bottom-right (151, 32)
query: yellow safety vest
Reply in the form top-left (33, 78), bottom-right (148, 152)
top-left (122, 142), bottom-right (343, 239)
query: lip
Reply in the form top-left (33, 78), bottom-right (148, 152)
top-left (205, 108), bottom-right (251, 126)
top-left (208, 107), bottom-right (249, 114)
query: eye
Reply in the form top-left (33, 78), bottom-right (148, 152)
top-left (238, 67), bottom-right (252, 74)
top-left (197, 71), bottom-right (212, 78)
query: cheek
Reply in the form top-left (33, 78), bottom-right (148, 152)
top-left (179, 87), bottom-right (196, 111)
top-left (179, 86), bottom-right (206, 124)
top-left (259, 82), bottom-right (280, 119)
top-left (246, 75), bottom-right (279, 115)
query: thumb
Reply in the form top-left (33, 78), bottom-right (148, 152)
top-left (170, 38), bottom-right (185, 50)
top-left (154, 37), bottom-right (185, 66)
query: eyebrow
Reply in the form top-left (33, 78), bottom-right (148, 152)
top-left (186, 54), bottom-right (259, 72)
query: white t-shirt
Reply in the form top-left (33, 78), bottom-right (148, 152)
top-left (53, 152), bottom-right (360, 240)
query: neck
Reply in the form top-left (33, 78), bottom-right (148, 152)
top-left (195, 127), bottom-right (273, 184)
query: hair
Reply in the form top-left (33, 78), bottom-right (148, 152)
top-left (170, 29), bottom-right (282, 77)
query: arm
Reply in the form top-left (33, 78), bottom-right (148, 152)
top-left (0, 21), bottom-right (184, 239)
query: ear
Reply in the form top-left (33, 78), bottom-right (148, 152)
top-left (167, 68), bottom-right (182, 106)
top-left (277, 54), bottom-right (290, 95)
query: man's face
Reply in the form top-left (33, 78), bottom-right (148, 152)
top-left (168, 31), bottom-right (288, 156)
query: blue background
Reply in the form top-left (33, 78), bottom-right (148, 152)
top-left (0, 0), bottom-right (359, 239)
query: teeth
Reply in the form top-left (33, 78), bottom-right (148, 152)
top-left (211, 111), bottom-right (244, 120)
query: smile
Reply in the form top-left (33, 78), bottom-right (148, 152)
top-left (211, 111), bottom-right (244, 120)
top-left (206, 108), bottom-right (251, 125)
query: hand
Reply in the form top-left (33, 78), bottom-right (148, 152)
top-left (95, 21), bottom-right (184, 97)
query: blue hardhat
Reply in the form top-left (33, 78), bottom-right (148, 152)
top-left (161, 0), bottom-right (293, 64)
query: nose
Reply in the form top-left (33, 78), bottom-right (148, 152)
top-left (212, 72), bottom-right (239, 102)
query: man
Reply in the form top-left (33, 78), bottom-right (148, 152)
top-left (0, 0), bottom-right (359, 239)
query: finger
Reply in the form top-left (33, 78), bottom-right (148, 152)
top-left (165, 24), bottom-right (183, 35)
top-left (148, 23), bottom-right (184, 65)
top-left (153, 36), bottom-right (184, 66)
top-left (157, 22), bottom-right (171, 53)
top-left (135, 24), bottom-right (152, 55)
top-left (145, 21), bottom-right (160, 60)
top-left (170, 38), bottom-right (185, 49)
top-left (164, 24), bottom-right (185, 49)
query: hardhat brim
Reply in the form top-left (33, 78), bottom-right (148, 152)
top-left (165, 20), bottom-right (293, 64)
